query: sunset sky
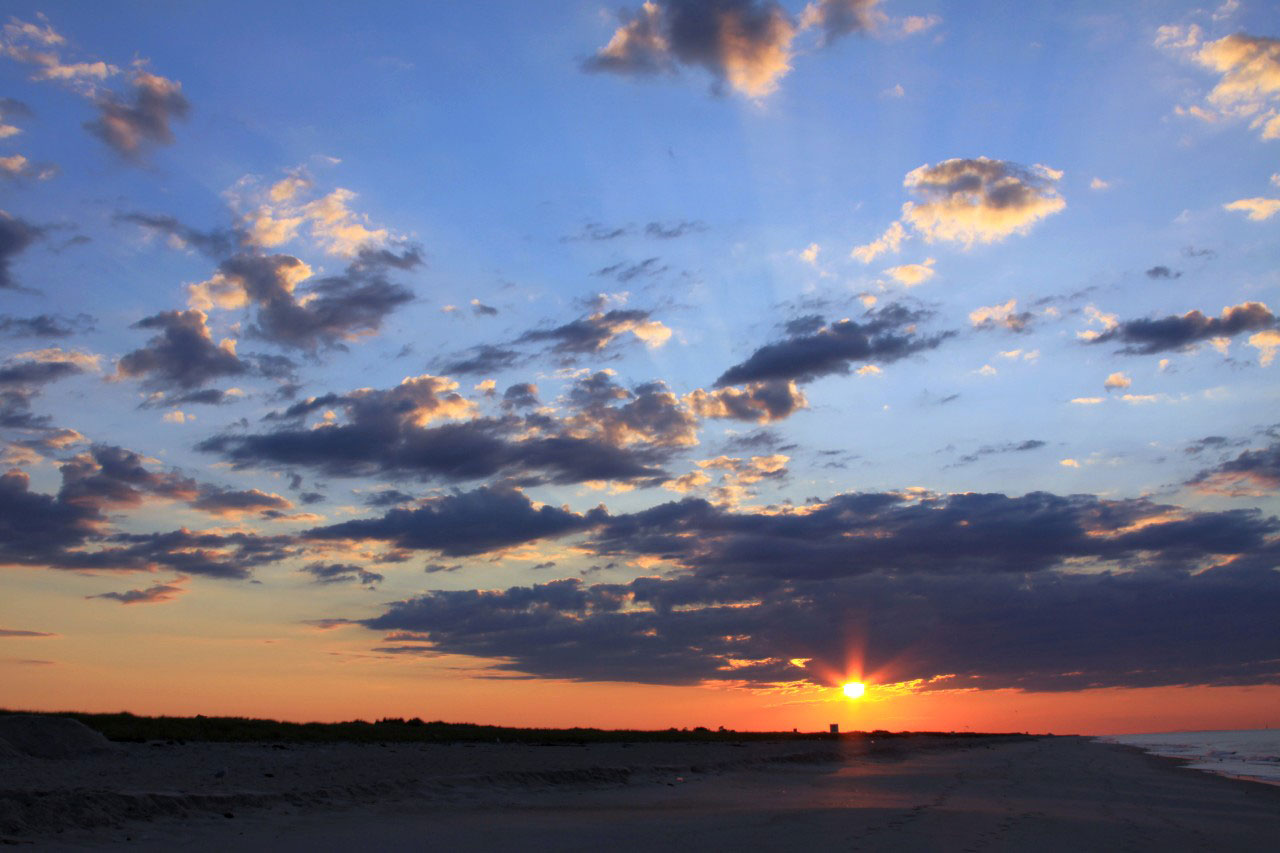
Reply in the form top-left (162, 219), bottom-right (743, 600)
top-left (2, 1), bottom-right (1278, 735)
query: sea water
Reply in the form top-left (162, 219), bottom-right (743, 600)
top-left (1099, 729), bottom-right (1280, 785)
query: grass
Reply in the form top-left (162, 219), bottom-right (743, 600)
top-left (0, 709), bottom-right (1028, 745)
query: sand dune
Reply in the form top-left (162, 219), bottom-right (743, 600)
top-left (4, 730), bottom-right (1277, 851)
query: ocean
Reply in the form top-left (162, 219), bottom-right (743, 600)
top-left (1099, 729), bottom-right (1280, 786)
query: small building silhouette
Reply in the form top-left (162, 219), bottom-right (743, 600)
top-left (829, 723), bottom-right (839, 734)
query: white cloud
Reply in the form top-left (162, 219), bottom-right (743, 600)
top-left (1103, 371), bottom-right (1131, 391)
top-left (899, 158), bottom-right (1066, 247)
top-left (851, 220), bottom-right (906, 263)
top-left (1223, 197), bottom-right (1280, 220)
top-left (884, 257), bottom-right (935, 286)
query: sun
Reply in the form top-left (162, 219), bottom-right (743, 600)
top-left (842, 681), bottom-right (865, 700)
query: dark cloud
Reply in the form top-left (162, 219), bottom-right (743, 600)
top-left (716, 303), bottom-right (951, 385)
top-left (594, 257), bottom-right (665, 283)
top-left (190, 486), bottom-right (292, 517)
top-left (155, 388), bottom-right (241, 408)
top-left (688, 380), bottom-right (807, 423)
top-left (1185, 435), bottom-right (1245, 456)
top-left (58, 444), bottom-right (198, 510)
top-left (300, 562), bottom-right (383, 587)
top-left (360, 561), bottom-right (1280, 691)
top-left (352, 487), bottom-right (1280, 690)
top-left (201, 376), bottom-right (672, 487)
top-left (424, 562), bottom-right (463, 574)
top-left (116, 309), bottom-right (249, 390)
top-left (1183, 246), bottom-right (1216, 259)
top-left (114, 212), bottom-right (238, 257)
top-left (561, 222), bottom-right (630, 242)
top-left (802, 0), bottom-right (883, 46)
top-left (1145, 265), bottom-right (1182, 280)
top-left (720, 428), bottom-right (786, 453)
top-left (583, 490), bottom-right (1276, 580)
top-left (0, 313), bottom-right (94, 338)
top-left (583, 0), bottom-right (797, 98)
top-left (0, 464), bottom-right (286, 579)
top-left (470, 299), bottom-right (498, 317)
top-left (0, 211), bottom-right (44, 290)
top-left (298, 491), bottom-right (326, 505)
top-left (438, 344), bottom-right (522, 376)
top-left (0, 627), bottom-right (55, 637)
top-left (516, 308), bottom-right (668, 355)
top-left (502, 382), bottom-right (539, 409)
top-left (0, 349), bottom-right (96, 428)
top-left (84, 71), bottom-right (189, 159)
top-left (953, 439), bottom-right (1046, 466)
top-left (88, 579), bottom-right (185, 605)
top-left (306, 485), bottom-right (605, 557)
top-left (644, 220), bottom-right (706, 239)
top-left (0, 98), bottom-right (33, 119)
top-left (365, 489), bottom-right (416, 507)
top-left (1087, 302), bottom-right (1276, 354)
top-left (1187, 442), bottom-right (1280, 497)
top-left (782, 314), bottom-right (825, 336)
top-left (563, 372), bottom-right (699, 448)
top-left (217, 249), bottom-right (417, 351)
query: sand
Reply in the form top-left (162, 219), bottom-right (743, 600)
top-left (3, 730), bottom-right (1276, 851)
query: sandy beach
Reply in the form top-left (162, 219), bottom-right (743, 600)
top-left (3, 724), bottom-right (1277, 851)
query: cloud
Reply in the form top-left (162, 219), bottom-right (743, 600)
top-left (1084, 301), bottom-right (1276, 355)
top-left (357, 489), bottom-right (1280, 690)
top-left (715, 303), bottom-right (952, 385)
top-left (1103, 372), bottom-right (1131, 391)
top-left (0, 313), bottom-right (94, 338)
top-left (228, 173), bottom-right (399, 258)
top-left (953, 439), bottom-right (1045, 466)
top-left (969, 299), bottom-right (1032, 332)
top-left (439, 345), bottom-right (523, 376)
top-left (115, 309), bottom-right (249, 390)
top-left (1250, 329), bottom-right (1280, 365)
top-left (516, 309), bottom-right (672, 355)
top-left (190, 487), bottom-right (292, 518)
top-left (1090, 177), bottom-right (1110, 190)
top-left (114, 211), bottom-right (239, 257)
top-left (1223, 197), bottom-right (1280, 220)
top-left (685, 380), bottom-right (807, 423)
top-left (300, 562), bottom-right (383, 587)
top-left (1145, 265), bottom-right (1182, 279)
top-left (899, 158), bottom-right (1066, 247)
top-left (1188, 441), bottom-right (1280, 496)
top-left (594, 257), bottom-right (667, 282)
top-left (0, 210), bottom-right (44, 289)
top-left (645, 220), bottom-right (707, 239)
top-left (584, 0), bottom-right (798, 98)
top-left (88, 577), bottom-right (187, 605)
top-left (1169, 31), bottom-right (1280, 141)
top-left (0, 627), bottom-right (56, 637)
top-left (306, 485), bottom-right (605, 557)
top-left (563, 373), bottom-right (699, 447)
top-left (470, 298), bottom-right (498, 317)
top-left (799, 0), bottom-right (885, 46)
top-left (200, 374), bottom-right (674, 487)
top-left (883, 257), bottom-right (935, 286)
top-left (191, 248), bottom-right (418, 350)
top-left (850, 220), bottom-right (906, 263)
top-left (84, 71), bottom-right (188, 159)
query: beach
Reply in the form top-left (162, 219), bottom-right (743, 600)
top-left (4, 725), bottom-right (1277, 851)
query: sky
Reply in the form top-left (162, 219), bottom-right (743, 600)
top-left (1, 0), bottom-right (1278, 736)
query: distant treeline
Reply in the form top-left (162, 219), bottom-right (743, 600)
top-left (0, 709), bottom-right (1032, 744)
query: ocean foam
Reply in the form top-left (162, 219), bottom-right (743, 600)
top-left (1099, 729), bottom-right (1280, 785)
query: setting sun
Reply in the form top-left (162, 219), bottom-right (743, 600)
top-left (842, 682), bottom-right (866, 700)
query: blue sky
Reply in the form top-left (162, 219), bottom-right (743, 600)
top-left (1, 1), bottom-right (1278, 731)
